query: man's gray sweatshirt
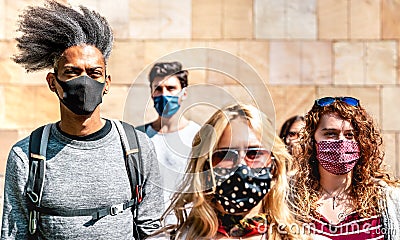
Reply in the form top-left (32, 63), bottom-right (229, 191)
top-left (1, 120), bottom-right (164, 239)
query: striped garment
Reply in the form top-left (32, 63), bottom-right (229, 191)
top-left (308, 212), bottom-right (384, 240)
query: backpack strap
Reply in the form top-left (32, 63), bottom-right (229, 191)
top-left (113, 120), bottom-right (144, 214)
top-left (26, 121), bottom-right (144, 236)
top-left (113, 120), bottom-right (144, 239)
top-left (26, 124), bottom-right (52, 236)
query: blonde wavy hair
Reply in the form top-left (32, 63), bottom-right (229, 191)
top-left (291, 98), bottom-right (398, 221)
top-left (162, 103), bottom-right (308, 239)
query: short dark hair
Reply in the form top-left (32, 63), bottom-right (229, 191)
top-left (13, 0), bottom-right (113, 72)
top-left (279, 115), bottom-right (305, 142)
top-left (148, 61), bottom-right (188, 89)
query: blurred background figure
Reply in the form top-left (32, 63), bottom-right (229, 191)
top-left (279, 115), bottom-right (305, 155)
top-left (137, 61), bottom-right (201, 213)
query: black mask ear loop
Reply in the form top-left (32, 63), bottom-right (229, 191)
top-left (270, 153), bottom-right (277, 177)
top-left (103, 70), bottom-right (109, 95)
top-left (52, 73), bottom-right (65, 102)
top-left (208, 150), bottom-right (217, 194)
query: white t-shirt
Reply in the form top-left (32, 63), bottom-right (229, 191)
top-left (146, 121), bottom-right (201, 207)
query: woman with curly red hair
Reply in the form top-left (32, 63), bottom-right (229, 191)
top-left (290, 96), bottom-right (400, 240)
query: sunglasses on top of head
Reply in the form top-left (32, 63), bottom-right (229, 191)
top-left (210, 148), bottom-right (271, 170)
top-left (315, 97), bottom-right (359, 107)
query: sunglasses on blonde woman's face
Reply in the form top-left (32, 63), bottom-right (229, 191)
top-left (315, 97), bottom-right (359, 107)
top-left (211, 148), bottom-right (271, 169)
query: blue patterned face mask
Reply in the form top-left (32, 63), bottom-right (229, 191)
top-left (153, 89), bottom-right (185, 118)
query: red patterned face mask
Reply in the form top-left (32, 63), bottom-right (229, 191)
top-left (316, 139), bottom-right (360, 175)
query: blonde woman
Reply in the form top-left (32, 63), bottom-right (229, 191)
top-left (291, 97), bottom-right (400, 239)
top-left (157, 103), bottom-right (307, 239)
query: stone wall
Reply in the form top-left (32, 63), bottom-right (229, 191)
top-left (1, 0), bottom-right (400, 219)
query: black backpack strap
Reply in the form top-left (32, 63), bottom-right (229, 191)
top-left (113, 120), bottom-right (144, 239)
top-left (26, 124), bottom-right (52, 236)
top-left (113, 120), bottom-right (144, 209)
top-left (122, 121), bottom-right (144, 205)
top-left (26, 121), bottom-right (144, 237)
top-left (35, 199), bottom-right (136, 218)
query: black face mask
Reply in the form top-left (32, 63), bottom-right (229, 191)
top-left (55, 75), bottom-right (105, 115)
top-left (210, 164), bottom-right (272, 214)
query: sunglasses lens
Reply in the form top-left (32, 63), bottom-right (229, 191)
top-left (211, 148), bottom-right (271, 176)
top-left (341, 97), bottom-right (359, 107)
top-left (316, 96), bottom-right (360, 107)
top-left (316, 97), bottom-right (335, 107)
top-left (212, 150), bottom-right (238, 168)
top-left (245, 149), bottom-right (270, 168)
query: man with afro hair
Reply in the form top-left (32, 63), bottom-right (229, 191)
top-left (1, 1), bottom-right (163, 239)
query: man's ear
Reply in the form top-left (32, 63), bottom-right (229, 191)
top-left (104, 74), bottom-right (111, 94)
top-left (46, 72), bottom-right (57, 92)
top-left (181, 87), bottom-right (188, 100)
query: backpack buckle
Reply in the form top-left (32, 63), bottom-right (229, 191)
top-left (29, 210), bottom-right (38, 235)
top-left (27, 191), bottom-right (39, 204)
top-left (110, 203), bottom-right (124, 216)
top-left (136, 185), bottom-right (143, 203)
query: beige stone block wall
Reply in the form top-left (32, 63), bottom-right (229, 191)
top-left (0, 0), bottom-right (4, 40)
top-left (223, 0), bottom-right (253, 39)
top-left (0, 130), bottom-right (18, 173)
top-left (383, 133), bottom-right (399, 177)
top-left (382, 0), bottom-right (400, 39)
top-left (365, 41), bottom-right (397, 85)
top-left (0, 40), bottom-right (22, 84)
top-left (382, 87), bottom-right (400, 131)
top-left (255, 0), bottom-right (317, 39)
top-left (108, 41), bottom-right (146, 85)
top-left (334, 41), bottom-right (397, 85)
top-left (287, 0), bottom-right (317, 39)
top-left (350, 0), bottom-right (380, 39)
top-left (1, 0), bottom-right (400, 222)
top-left (238, 41), bottom-right (269, 84)
top-left (129, 0), bottom-right (191, 39)
top-left (334, 42), bottom-right (365, 84)
top-left (192, 0), bottom-right (222, 39)
top-left (301, 41), bottom-right (332, 84)
top-left (269, 41), bottom-right (332, 85)
top-left (254, 0), bottom-right (285, 39)
top-left (270, 41), bottom-right (302, 84)
top-left (318, 0), bottom-right (348, 39)
top-left (269, 86), bottom-right (316, 128)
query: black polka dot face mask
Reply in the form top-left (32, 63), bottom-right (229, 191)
top-left (211, 164), bottom-right (272, 214)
